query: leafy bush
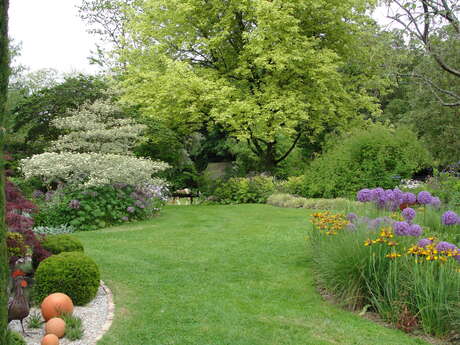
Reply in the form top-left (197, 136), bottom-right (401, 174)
top-left (6, 232), bottom-right (28, 259)
top-left (21, 152), bottom-right (168, 189)
top-left (213, 175), bottom-right (275, 204)
top-left (34, 184), bottom-right (168, 231)
top-left (33, 224), bottom-right (75, 235)
top-left (267, 193), bottom-right (306, 208)
top-left (41, 235), bottom-right (84, 255)
top-left (303, 125), bottom-right (431, 198)
top-left (276, 176), bottom-right (304, 195)
top-left (34, 252), bottom-right (100, 305)
top-left (267, 193), bottom-right (361, 211)
top-left (5, 179), bottom-right (51, 267)
top-left (7, 330), bottom-right (26, 345)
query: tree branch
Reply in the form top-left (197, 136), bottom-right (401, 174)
top-left (274, 132), bottom-right (302, 164)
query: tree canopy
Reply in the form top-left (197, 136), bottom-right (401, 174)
top-left (118, 0), bottom-right (385, 171)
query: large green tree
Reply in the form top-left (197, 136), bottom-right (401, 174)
top-left (0, 0), bottom-right (9, 342)
top-left (10, 74), bottom-right (108, 156)
top-left (118, 0), bottom-right (384, 171)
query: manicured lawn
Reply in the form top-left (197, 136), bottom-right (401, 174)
top-left (75, 205), bottom-right (429, 345)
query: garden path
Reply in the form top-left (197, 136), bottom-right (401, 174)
top-left (76, 205), bottom-right (429, 345)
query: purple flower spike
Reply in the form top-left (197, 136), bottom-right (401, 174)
top-left (357, 189), bottom-right (373, 202)
top-left (417, 238), bottom-right (432, 247)
top-left (408, 224), bottom-right (423, 237)
top-left (436, 241), bottom-right (457, 252)
top-left (442, 211), bottom-right (458, 226)
top-left (417, 191), bottom-right (432, 205)
top-left (402, 207), bottom-right (416, 222)
top-left (127, 206), bottom-right (135, 213)
top-left (393, 221), bottom-right (410, 236)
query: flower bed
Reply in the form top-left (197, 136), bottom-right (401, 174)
top-left (309, 188), bottom-right (459, 339)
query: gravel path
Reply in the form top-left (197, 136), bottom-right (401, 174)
top-left (8, 282), bottom-right (113, 345)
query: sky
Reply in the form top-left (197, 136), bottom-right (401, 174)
top-left (9, 0), bottom-right (99, 74)
top-left (9, 1), bottom-right (391, 75)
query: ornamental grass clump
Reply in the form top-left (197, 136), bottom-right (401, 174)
top-left (309, 186), bottom-right (460, 337)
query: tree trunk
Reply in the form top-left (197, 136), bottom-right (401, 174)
top-left (0, 0), bottom-right (9, 343)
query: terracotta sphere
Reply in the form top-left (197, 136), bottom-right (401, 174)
top-left (41, 334), bottom-right (59, 345)
top-left (45, 317), bottom-right (66, 338)
top-left (41, 293), bottom-right (74, 321)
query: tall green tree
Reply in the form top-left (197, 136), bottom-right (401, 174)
top-left (118, 0), bottom-right (384, 171)
top-left (0, 0), bottom-right (9, 342)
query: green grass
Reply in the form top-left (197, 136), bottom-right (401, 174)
top-left (75, 205), bottom-right (430, 345)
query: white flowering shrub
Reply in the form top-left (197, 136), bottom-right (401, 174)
top-left (22, 99), bottom-right (171, 230)
top-left (21, 152), bottom-right (169, 188)
top-left (50, 100), bottom-right (146, 155)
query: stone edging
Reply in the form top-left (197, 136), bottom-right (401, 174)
top-left (91, 280), bottom-right (115, 345)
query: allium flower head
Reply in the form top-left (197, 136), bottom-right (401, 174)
top-left (347, 213), bottom-right (358, 223)
top-left (402, 192), bottom-right (416, 205)
top-left (417, 238), bottom-right (432, 247)
top-left (442, 211), bottom-right (458, 226)
top-left (402, 207), bottom-right (416, 222)
top-left (430, 197), bottom-right (441, 209)
top-left (357, 189), bottom-right (373, 202)
top-left (417, 191), bottom-right (432, 205)
top-left (393, 221), bottom-right (410, 236)
top-left (436, 241), bottom-right (457, 252)
top-left (407, 224), bottom-right (423, 237)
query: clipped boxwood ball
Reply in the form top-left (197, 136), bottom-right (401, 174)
top-left (41, 235), bottom-right (84, 255)
top-left (34, 252), bottom-right (100, 306)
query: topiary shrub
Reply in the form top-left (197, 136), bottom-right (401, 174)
top-left (303, 125), bottom-right (431, 198)
top-left (33, 252), bottom-right (100, 305)
top-left (41, 235), bottom-right (84, 255)
top-left (7, 330), bottom-right (26, 345)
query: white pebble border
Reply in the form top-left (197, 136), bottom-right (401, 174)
top-left (9, 281), bottom-right (115, 345)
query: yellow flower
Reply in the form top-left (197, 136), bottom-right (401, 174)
top-left (386, 252), bottom-right (401, 259)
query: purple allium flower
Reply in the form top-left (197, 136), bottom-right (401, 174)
top-left (393, 221), bottom-right (410, 236)
top-left (347, 213), bottom-right (358, 223)
top-left (32, 190), bottom-right (45, 199)
top-left (127, 206), bottom-right (135, 213)
top-left (346, 223), bottom-right (357, 231)
top-left (417, 238), bottom-right (433, 247)
top-left (430, 197), bottom-right (441, 209)
top-left (402, 192), bottom-right (416, 205)
top-left (69, 199), bottom-right (81, 209)
top-left (441, 211), bottom-right (458, 226)
top-left (407, 224), bottom-right (423, 237)
top-left (368, 217), bottom-right (384, 230)
top-left (122, 216), bottom-right (129, 221)
top-left (357, 189), bottom-right (373, 202)
top-left (402, 207), bottom-right (416, 222)
top-left (436, 241), bottom-right (457, 252)
top-left (417, 191), bottom-right (432, 205)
